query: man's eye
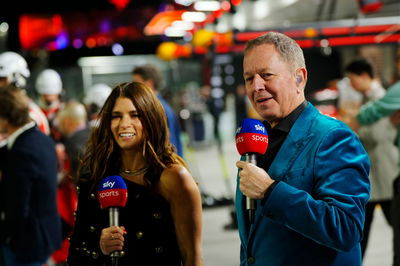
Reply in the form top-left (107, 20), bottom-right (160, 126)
top-left (245, 77), bottom-right (253, 82)
top-left (261, 73), bottom-right (272, 79)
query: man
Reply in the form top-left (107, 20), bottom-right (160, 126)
top-left (0, 85), bottom-right (62, 265)
top-left (51, 100), bottom-right (90, 265)
top-left (83, 83), bottom-right (112, 128)
top-left (342, 58), bottom-right (398, 258)
top-left (56, 100), bottom-right (91, 181)
top-left (236, 32), bottom-right (370, 265)
top-left (132, 64), bottom-right (183, 157)
top-left (35, 68), bottom-right (64, 141)
top-left (353, 80), bottom-right (400, 265)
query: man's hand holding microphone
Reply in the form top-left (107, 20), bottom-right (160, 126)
top-left (235, 118), bottom-right (270, 224)
top-left (236, 161), bottom-right (274, 200)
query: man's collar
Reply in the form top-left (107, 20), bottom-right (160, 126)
top-left (7, 121), bottom-right (36, 149)
top-left (263, 100), bottom-right (307, 132)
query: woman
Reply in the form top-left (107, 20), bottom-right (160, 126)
top-left (67, 82), bottom-right (203, 266)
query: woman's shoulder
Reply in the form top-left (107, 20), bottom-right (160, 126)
top-left (158, 164), bottom-right (199, 200)
top-left (160, 164), bottom-right (191, 186)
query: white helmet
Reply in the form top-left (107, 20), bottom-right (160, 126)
top-left (0, 51), bottom-right (30, 88)
top-left (83, 83), bottom-right (112, 108)
top-left (35, 69), bottom-right (63, 95)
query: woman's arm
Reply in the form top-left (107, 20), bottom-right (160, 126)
top-left (159, 164), bottom-right (203, 266)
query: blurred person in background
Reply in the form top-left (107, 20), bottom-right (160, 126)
top-left (50, 100), bottom-right (90, 265)
top-left (341, 58), bottom-right (398, 259)
top-left (132, 64), bottom-right (183, 157)
top-left (35, 68), bottom-right (74, 266)
top-left (83, 83), bottom-right (112, 128)
top-left (56, 100), bottom-right (91, 182)
top-left (67, 82), bottom-right (203, 266)
top-left (236, 32), bottom-right (370, 265)
top-left (35, 68), bottom-right (64, 142)
top-left (235, 84), bottom-right (248, 127)
top-left (0, 85), bottom-right (62, 266)
top-left (0, 51), bottom-right (50, 136)
top-left (349, 79), bottom-right (400, 266)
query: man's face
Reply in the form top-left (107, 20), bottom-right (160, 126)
top-left (132, 74), bottom-right (154, 91)
top-left (243, 44), bottom-right (304, 126)
top-left (346, 73), bottom-right (371, 93)
top-left (40, 94), bottom-right (60, 107)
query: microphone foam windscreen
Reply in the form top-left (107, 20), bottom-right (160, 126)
top-left (236, 118), bottom-right (268, 155)
top-left (98, 175), bottom-right (128, 209)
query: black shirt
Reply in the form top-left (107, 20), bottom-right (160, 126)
top-left (259, 100), bottom-right (308, 200)
top-left (258, 100), bottom-right (308, 171)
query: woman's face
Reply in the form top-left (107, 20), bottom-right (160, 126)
top-left (110, 97), bottom-right (144, 151)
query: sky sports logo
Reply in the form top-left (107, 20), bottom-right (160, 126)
top-left (99, 190), bottom-right (120, 198)
top-left (254, 124), bottom-right (265, 132)
top-left (102, 181), bottom-right (116, 189)
top-left (236, 122), bottom-right (266, 134)
top-left (236, 134), bottom-right (268, 143)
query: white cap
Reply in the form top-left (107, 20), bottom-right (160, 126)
top-left (83, 83), bottom-right (112, 108)
top-left (0, 51), bottom-right (30, 88)
top-left (35, 69), bottom-right (63, 95)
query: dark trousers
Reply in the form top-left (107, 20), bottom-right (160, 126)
top-left (393, 176), bottom-right (400, 266)
top-left (361, 200), bottom-right (392, 258)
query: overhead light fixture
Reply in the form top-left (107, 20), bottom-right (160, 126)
top-left (194, 1), bottom-right (221, 11)
top-left (112, 43), bottom-right (124, 55)
top-left (281, 0), bottom-right (298, 6)
top-left (182, 12), bottom-right (207, 22)
top-left (165, 27), bottom-right (186, 37)
top-left (175, 0), bottom-right (194, 6)
top-left (172, 20), bottom-right (194, 31)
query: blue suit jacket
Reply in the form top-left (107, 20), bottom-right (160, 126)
top-left (0, 127), bottom-right (62, 262)
top-left (236, 103), bottom-right (370, 266)
top-left (157, 94), bottom-right (183, 157)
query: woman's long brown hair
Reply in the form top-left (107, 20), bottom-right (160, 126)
top-left (78, 81), bottom-right (186, 190)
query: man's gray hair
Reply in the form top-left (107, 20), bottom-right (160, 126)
top-left (244, 31), bottom-right (306, 72)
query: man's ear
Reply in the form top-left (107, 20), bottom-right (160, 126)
top-left (295, 68), bottom-right (307, 87)
top-left (145, 79), bottom-right (156, 91)
top-left (296, 75), bottom-right (302, 85)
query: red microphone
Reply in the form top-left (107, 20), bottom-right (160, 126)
top-left (98, 175), bottom-right (128, 266)
top-left (236, 118), bottom-right (268, 224)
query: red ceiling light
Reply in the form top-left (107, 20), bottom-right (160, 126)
top-left (109, 0), bottom-right (131, 10)
top-left (144, 10), bottom-right (186, 35)
top-left (357, 0), bottom-right (383, 14)
top-left (213, 9), bottom-right (224, 19)
top-left (231, 0), bottom-right (242, 6)
top-left (221, 1), bottom-right (231, 12)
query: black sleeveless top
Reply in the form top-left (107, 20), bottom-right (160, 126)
top-left (67, 177), bottom-right (182, 266)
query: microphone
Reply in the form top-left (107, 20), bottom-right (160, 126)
top-left (235, 118), bottom-right (268, 224)
top-left (98, 175), bottom-right (128, 266)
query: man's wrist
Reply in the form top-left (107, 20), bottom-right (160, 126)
top-left (261, 180), bottom-right (279, 205)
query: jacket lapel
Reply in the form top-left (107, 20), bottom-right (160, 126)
top-left (247, 103), bottom-right (318, 240)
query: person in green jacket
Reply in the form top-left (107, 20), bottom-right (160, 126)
top-left (355, 80), bottom-right (400, 266)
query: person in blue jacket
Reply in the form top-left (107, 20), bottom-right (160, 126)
top-left (132, 64), bottom-right (183, 157)
top-left (235, 31), bottom-right (370, 266)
